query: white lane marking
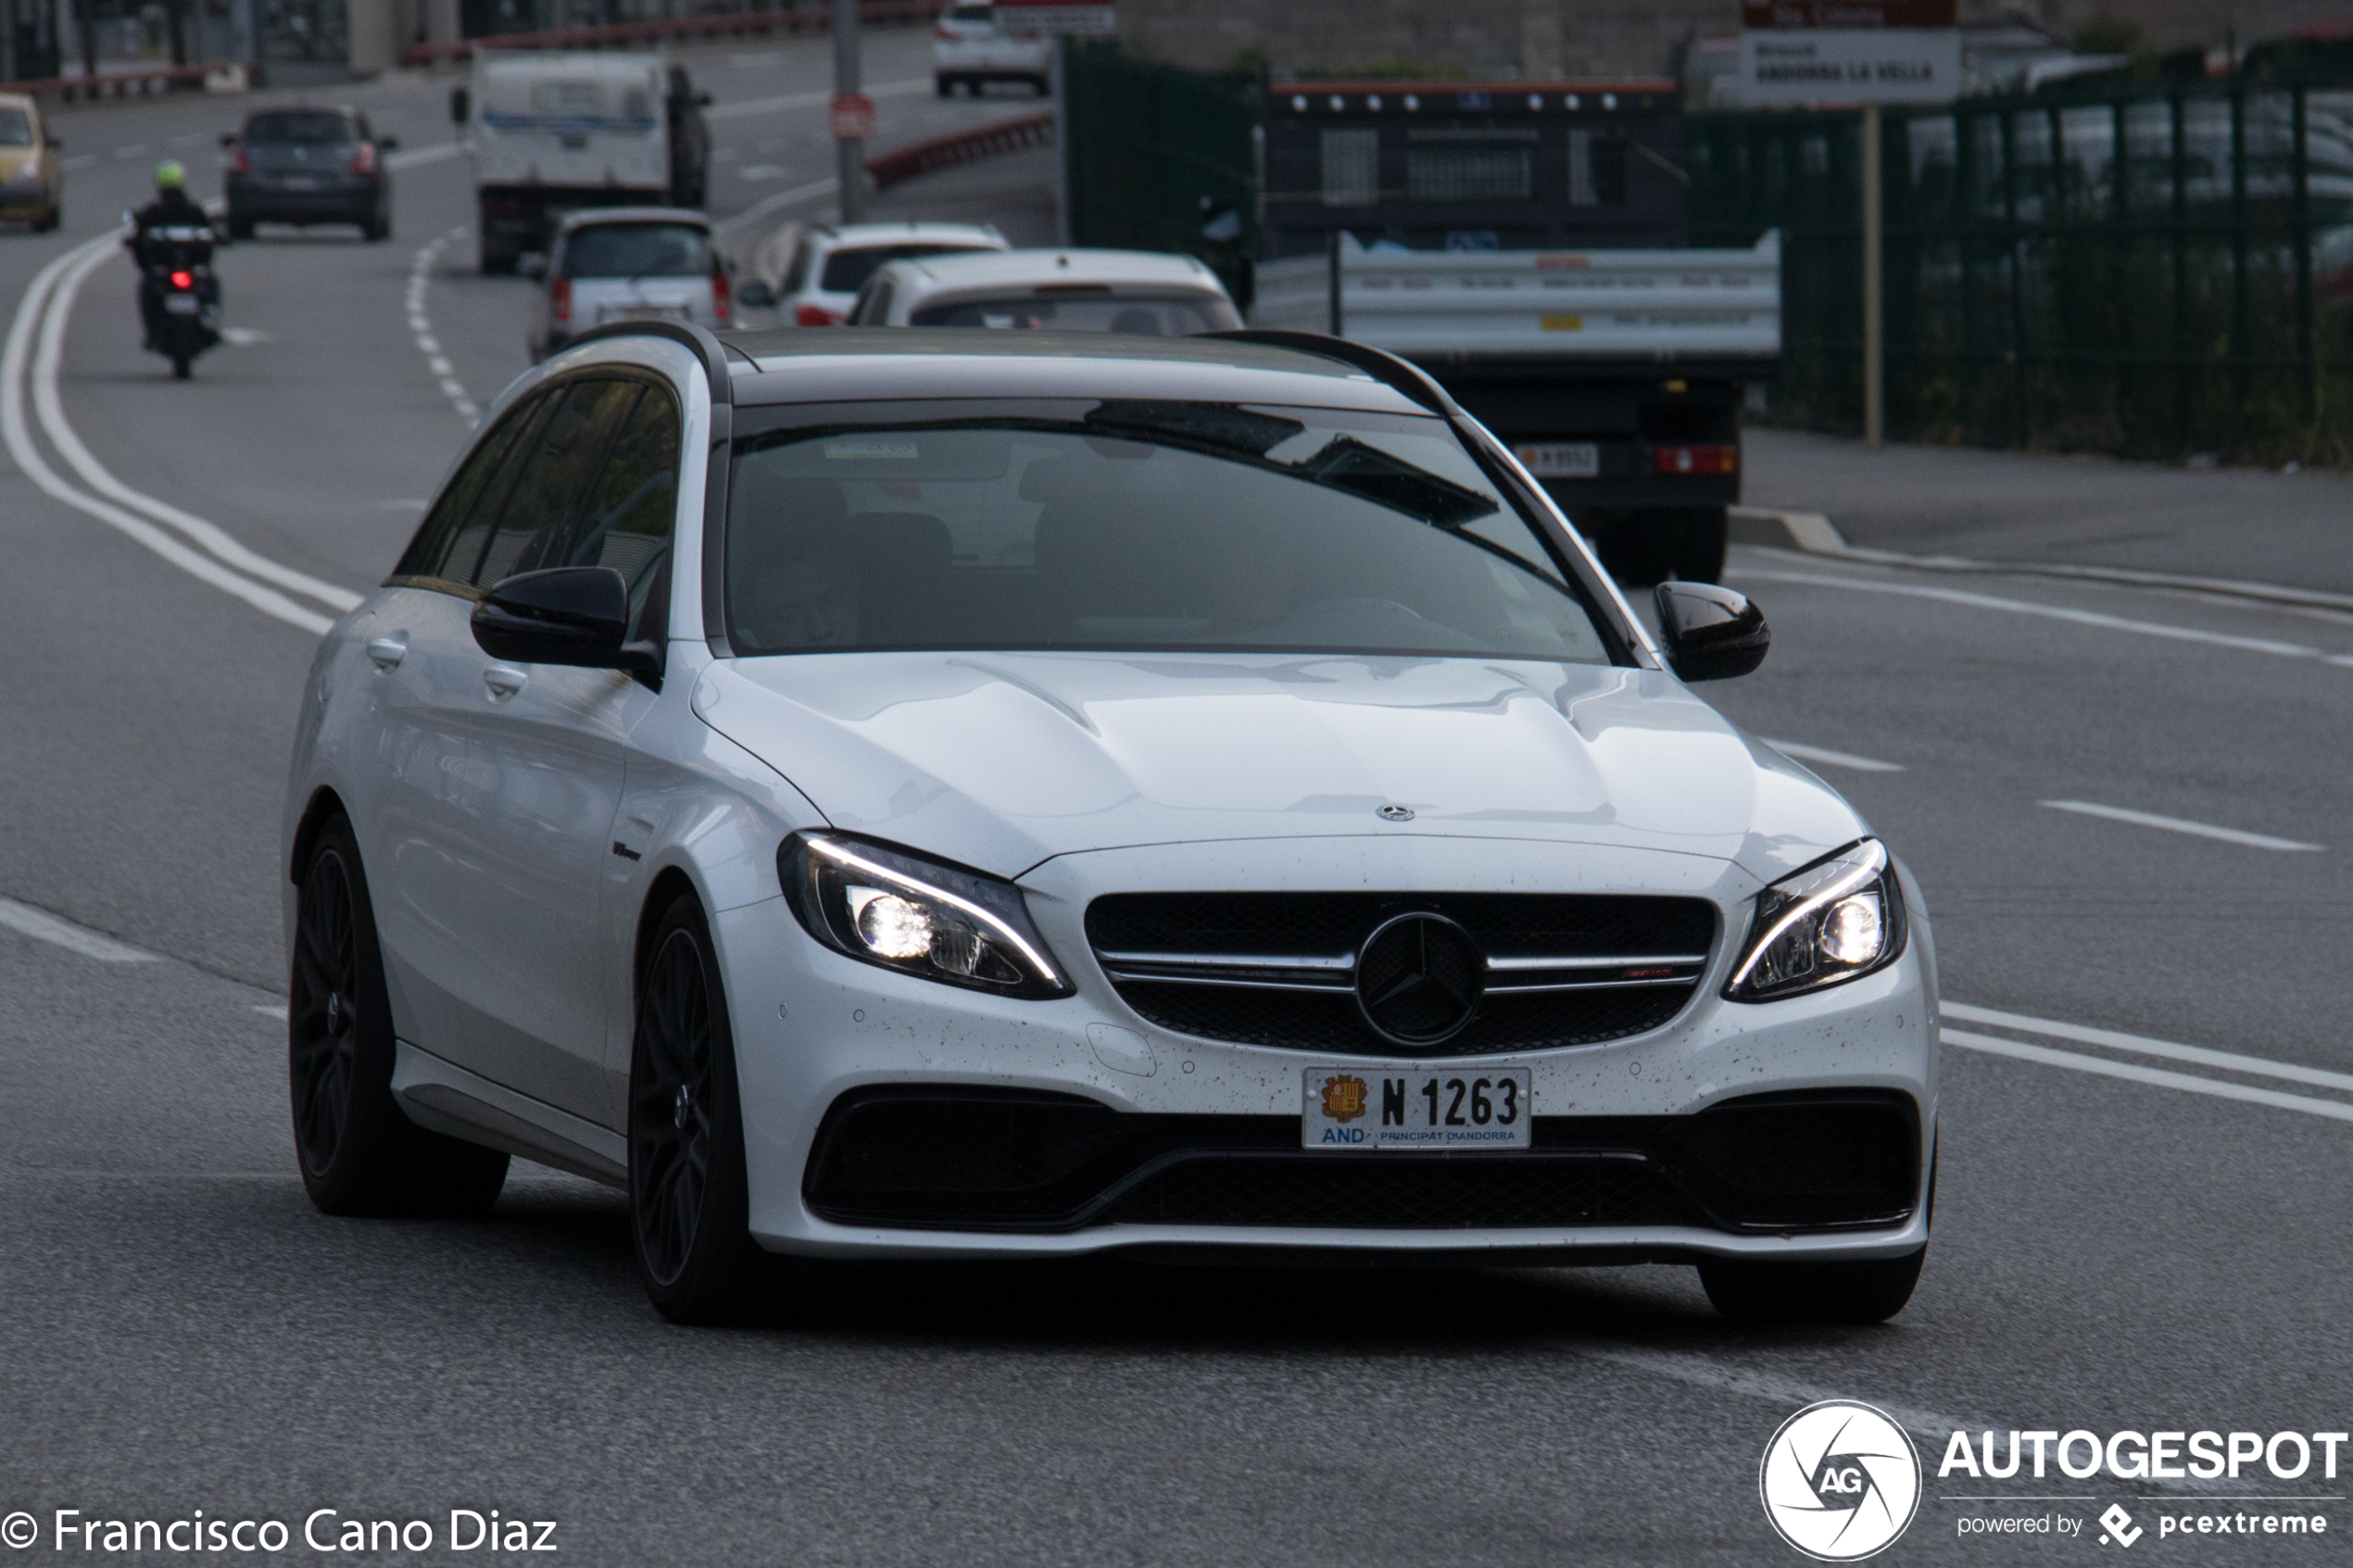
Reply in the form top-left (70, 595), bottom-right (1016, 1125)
top-left (1945, 1028), bottom-right (2353, 1124)
top-left (711, 174), bottom-right (840, 235)
top-left (0, 896), bottom-right (159, 963)
top-left (251, 1003), bottom-right (289, 1021)
top-left (1736, 567), bottom-right (2331, 660)
top-left (384, 142), bottom-right (463, 171)
top-left (408, 230), bottom-right (479, 423)
top-left (170, 132), bottom-right (207, 146)
top-left (2039, 798), bottom-right (2323, 852)
top-left (1762, 738), bottom-right (1905, 773)
top-left (112, 142), bottom-right (151, 159)
top-left (736, 164), bottom-right (788, 181)
top-left (1944, 1002), bottom-right (2353, 1096)
top-left (60, 154), bottom-right (95, 170)
top-left (38, 240), bottom-right (361, 612)
top-left (705, 75), bottom-right (929, 121)
top-left (1580, 1346), bottom-right (1976, 1444)
top-left (1, 236), bottom-right (339, 636)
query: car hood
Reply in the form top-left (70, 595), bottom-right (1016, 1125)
top-left (694, 652), bottom-right (1869, 884)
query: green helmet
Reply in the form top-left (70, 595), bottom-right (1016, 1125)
top-left (155, 160), bottom-right (186, 189)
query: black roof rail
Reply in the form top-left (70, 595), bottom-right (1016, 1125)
top-left (566, 319), bottom-right (734, 405)
top-left (1199, 328), bottom-right (1453, 414)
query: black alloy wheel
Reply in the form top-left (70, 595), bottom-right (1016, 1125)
top-left (628, 896), bottom-right (765, 1323)
top-left (288, 813), bottom-right (509, 1216)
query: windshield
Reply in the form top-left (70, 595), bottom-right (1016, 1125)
top-left (0, 109), bottom-right (31, 147)
top-left (562, 222), bottom-right (711, 279)
top-left (821, 243), bottom-right (994, 295)
top-left (245, 110), bottom-right (353, 145)
top-left (910, 293), bottom-right (1239, 333)
top-left (724, 401), bottom-right (1607, 660)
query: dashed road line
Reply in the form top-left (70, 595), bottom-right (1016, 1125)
top-left (2040, 799), bottom-right (2323, 852)
top-left (1763, 739), bottom-right (1905, 773)
top-left (408, 228), bottom-right (479, 424)
top-left (1736, 566), bottom-right (2335, 661)
top-left (0, 896), bottom-right (158, 963)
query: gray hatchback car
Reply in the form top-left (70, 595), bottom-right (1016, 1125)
top-left (529, 207), bottom-right (733, 362)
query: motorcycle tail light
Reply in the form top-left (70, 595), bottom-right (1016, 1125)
top-left (550, 276), bottom-right (571, 323)
top-left (796, 303), bottom-right (842, 327)
top-left (170, 270), bottom-right (195, 289)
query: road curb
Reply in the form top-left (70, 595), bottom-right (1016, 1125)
top-left (1726, 504), bottom-right (2353, 614)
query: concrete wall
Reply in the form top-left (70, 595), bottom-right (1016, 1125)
top-left (1118, 0), bottom-right (2353, 82)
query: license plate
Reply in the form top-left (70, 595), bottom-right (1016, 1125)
top-left (608, 306), bottom-right (685, 322)
top-left (1515, 442), bottom-right (1600, 478)
top-left (280, 176), bottom-right (321, 190)
top-left (1302, 1067), bottom-right (1532, 1150)
top-left (163, 294), bottom-right (201, 314)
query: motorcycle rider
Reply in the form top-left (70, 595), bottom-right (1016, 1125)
top-left (127, 161), bottom-right (215, 350)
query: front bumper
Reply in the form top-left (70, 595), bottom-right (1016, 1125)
top-left (718, 836), bottom-right (1938, 1264)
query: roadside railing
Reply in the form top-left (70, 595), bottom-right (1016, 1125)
top-left (867, 110), bottom-right (1051, 192)
top-left (0, 59), bottom-right (244, 103)
top-left (399, 0), bottom-right (942, 69)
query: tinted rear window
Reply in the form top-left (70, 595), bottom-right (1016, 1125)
top-left (910, 293), bottom-right (1237, 334)
top-left (245, 111), bottom-right (354, 144)
top-left (562, 222), bottom-right (711, 279)
top-left (820, 243), bottom-right (993, 295)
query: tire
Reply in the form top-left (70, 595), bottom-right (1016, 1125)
top-left (34, 204), bottom-right (60, 232)
top-left (170, 355), bottom-right (192, 380)
top-left (1669, 506), bottom-right (1729, 584)
top-left (226, 212), bottom-right (253, 242)
top-left (934, 73), bottom-right (951, 97)
top-left (289, 814), bottom-right (510, 1217)
top-left (364, 209), bottom-right (390, 243)
top-left (628, 894), bottom-right (766, 1323)
top-left (1698, 1247), bottom-right (1926, 1325)
top-left (1592, 513), bottom-right (1674, 587)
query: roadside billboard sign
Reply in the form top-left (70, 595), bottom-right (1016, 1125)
top-left (997, 0), bottom-right (1116, 36)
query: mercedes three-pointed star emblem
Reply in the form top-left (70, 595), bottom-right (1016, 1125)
top-left (1353, 912), bottom-right (1486, 1047)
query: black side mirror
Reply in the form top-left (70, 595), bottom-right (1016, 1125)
top-left (378, 133), bottom-right (399, 151)
top-left (472, 567), bottom-right (660, 682)
top-left (737, 279), bottom-right (774, 307)
top-left (450, 85), bottom-right (471, 125)
top-left (1654, 582), bottom-right (1768, 682)
top-left (696, 90), bottom-right (713, 107)
top-left (219, 131), bottom-right (237, 147)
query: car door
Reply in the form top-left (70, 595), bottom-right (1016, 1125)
top-left (371, 375), bottom-right (655, 1121)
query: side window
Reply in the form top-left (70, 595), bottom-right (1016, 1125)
top-left (394, 396), bottom-right (546, 585)
top-left (473, 378), bottom-right (639, 587)
top-left (552, 383), bottom-right (683, 640)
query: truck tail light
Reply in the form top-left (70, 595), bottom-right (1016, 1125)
top-left (349, 143), bottom-right (379, 176)
top-left (550, 277), bottom-right (571, 323)
top-left (1652, 444), bottom-right (1739, 476)
top-left (796, 304), bottom-right (843, 327)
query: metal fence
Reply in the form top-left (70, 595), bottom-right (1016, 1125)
top-left (1062, 41), bottom-right (1261, 307)
top-left (1688, 78), bottom-right (2353, 462)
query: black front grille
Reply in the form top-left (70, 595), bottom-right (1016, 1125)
top-left (1086, 892), bottom-right (1718, 1058)
top-left (803, 1086), bottom-right (1919, 1236)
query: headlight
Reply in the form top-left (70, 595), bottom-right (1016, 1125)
top-left (779, 832), bottom-right (1072, 998)
top-left (1724, 838), bottom-right (1906, 1002)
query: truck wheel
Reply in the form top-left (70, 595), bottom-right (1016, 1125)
top-left (1670, 508), bottom-right (1729, 584)
top-left (480, 244), bottom-right (517, 275)
top-left (1592, 514), bottom-right (1673, 587)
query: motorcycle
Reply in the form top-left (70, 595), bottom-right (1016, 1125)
top-left (124, 212), bottom-right (223, 380)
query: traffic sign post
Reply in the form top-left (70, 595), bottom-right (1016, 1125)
top-left (833, 0), bottom-right (865, 223)
top-left (1740, 0), bottom-right (1957, 450)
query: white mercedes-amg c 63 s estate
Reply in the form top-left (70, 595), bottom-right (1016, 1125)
top-left (281, 322), bottom-right (1939, 1325)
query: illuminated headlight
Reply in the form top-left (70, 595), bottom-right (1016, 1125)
top-left (1724, 838), bottom-right (1906, 1001)
top-left (780, 832), bottom-right (1071, 998)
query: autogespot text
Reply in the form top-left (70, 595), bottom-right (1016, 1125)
top-left (1939, 1428), bottom-right (2348, 1481)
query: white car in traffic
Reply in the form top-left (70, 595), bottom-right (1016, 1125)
top-left (760, 220), bottom-right (1008, 328)
top-left (849, 246), bottom-right (1242, 334)
top-left (528, 207), bottom-right (730, 361)
top-left (282, 320), bottom-right (1937, 1328)
top-left (932, 3), bottom-right (1051, 96)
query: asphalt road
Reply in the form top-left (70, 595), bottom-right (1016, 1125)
top-left (2, 44), bottom-right (2349, 1565)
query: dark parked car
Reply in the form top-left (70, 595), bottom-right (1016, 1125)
top-left (222, 107), bottom-right (396, 242)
